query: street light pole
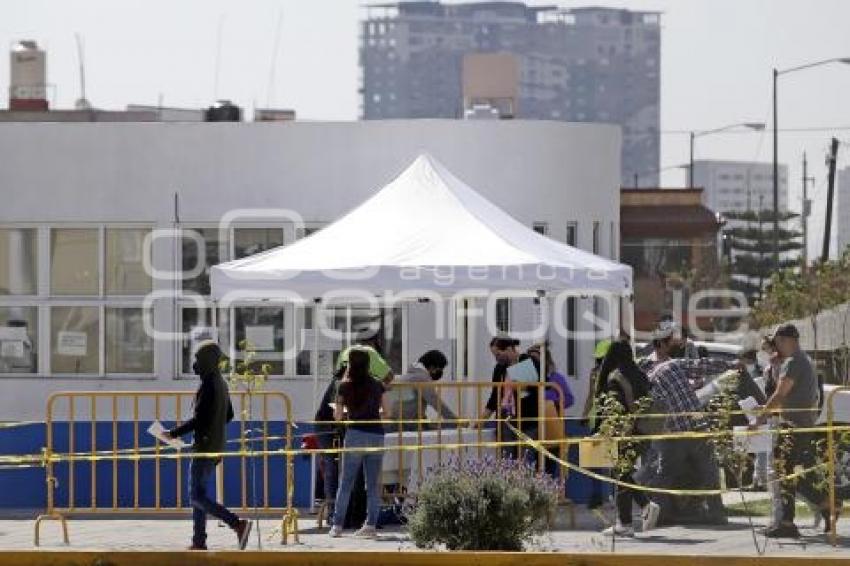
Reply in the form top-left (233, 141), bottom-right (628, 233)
top-left (772, 68), bottom-right (779, 271)
top-left (689, 131), bottom-right (695, 189)
top-left (772, 57), bottom-right (850, 270)
top-left (689, 122), bottom-right (764, 191)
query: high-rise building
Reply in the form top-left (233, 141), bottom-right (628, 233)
top-left (692, 160), bottom-right (789, 216)
top-left (360, 2), bottom-right (661, 186)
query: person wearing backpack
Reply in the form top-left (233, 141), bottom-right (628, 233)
top-left (596, 339), bottom-right (661, 536)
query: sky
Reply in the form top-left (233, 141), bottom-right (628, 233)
top-left (2, 0), bottom-right (850, 258)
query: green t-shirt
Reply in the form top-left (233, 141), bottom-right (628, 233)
top-left (336, 345), bottom-right (391, 381)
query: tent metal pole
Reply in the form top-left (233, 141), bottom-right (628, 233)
top-left (312, 299), bottom-right (321, 417)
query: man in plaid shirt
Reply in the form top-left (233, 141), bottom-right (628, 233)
top-left (646, 355), bottom-right (726, 525)
top-left (649, 360), bottom-right (702, 433)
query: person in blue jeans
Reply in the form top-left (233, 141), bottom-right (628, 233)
top-left (167, 341), bottom-right (252, 550)
top-left (329, 349), bottom-right (388, 539)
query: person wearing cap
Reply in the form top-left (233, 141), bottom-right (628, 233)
top-left (476, 336), bottom-right (538, 458)
top-left (386, 350), bottom-right (458, 431)
top-left (639, 320), bottom-right (686, 373)
top-left (167, 341), bottom-right (252, 551)
top-left (756, 323), bottom-right (832, 538)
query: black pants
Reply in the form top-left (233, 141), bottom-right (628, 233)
top-left (775, 428), bottom-right (827, 524)
top-left (616, 443), bottom-right (649, 525)
top-left (654, 437), bottom-right (725, 524)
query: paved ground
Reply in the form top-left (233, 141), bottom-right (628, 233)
top-left (5, 496), bottom-right (849, 558)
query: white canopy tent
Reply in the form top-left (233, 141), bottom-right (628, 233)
top-left (211, 153), bottom-right (634, 414)
top-left (211, 154), bottom-right (632, 301)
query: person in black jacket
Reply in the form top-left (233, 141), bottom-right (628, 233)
top-left (167, 341), bottom-right (252, 551)
top-left (596, 339), bottom-right (660, 537)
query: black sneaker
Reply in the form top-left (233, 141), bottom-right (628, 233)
top-left (764, 523), bottom-right (800, 538)
top-left (234, 519), bottom-right (253, 550)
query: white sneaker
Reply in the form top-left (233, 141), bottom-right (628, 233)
top-left (354, 525), bottom-right (378, 539)
top-left (601, 522), bottom-right (634, 537)
top-left (328, 525), bottom-right (343, 538)
top-left (641, 501), bottom-right (661, 532)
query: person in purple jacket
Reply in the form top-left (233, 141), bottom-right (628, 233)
top-left (527, 342), bottom-right (574, 480)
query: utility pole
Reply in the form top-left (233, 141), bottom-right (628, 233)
top-left (822, 138), bottom-right (840, 262)
top-left (772, 68), bottom-right (780, 271)
top-left (801, 152), bottom-right (814, 270)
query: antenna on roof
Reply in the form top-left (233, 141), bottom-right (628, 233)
top-left (74, 33), bottom-right (91, 110)
top-left (266, 8), bottom-right (284, 108)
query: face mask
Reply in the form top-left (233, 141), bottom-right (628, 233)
top-left (745, 364), bottom-right (757, 376)
top-left (192, 361), bottom-right (200, 376)
top-left (668, 343), bottom-right (686, 358)
top-left (756, 352), bottom-right (771, 368)
top-left (430, 367), bottom-right (444, 381)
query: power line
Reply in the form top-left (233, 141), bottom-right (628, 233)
top-left (660, 126), bottom-right (850, 135)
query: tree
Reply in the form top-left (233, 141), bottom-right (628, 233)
top-left (721, 209), bottom-right (802, 303)
top-left (751, 250), bottom-right (850, 332)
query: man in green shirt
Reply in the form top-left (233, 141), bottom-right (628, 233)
top-left (336, 344), bottom-right (394, 384)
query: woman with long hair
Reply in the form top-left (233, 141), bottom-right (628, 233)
top-left (330, 348), bottom-right (388, 539)
top-left (596, 339), bottom-right (660, 537)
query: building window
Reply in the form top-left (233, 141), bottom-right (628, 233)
top-left (565, 223), bottom-right (578, 376)
top-left (532, 222), bottom-right (549, 235)
top-left (0, 228), bottom-right (37, 295)
top-left (233, 306), bottom-right (285, 375)
top-left (181, 307), bottom-right (229, 375)
top-left (566, 222), bottom-right (578, 247)
top-left (182, 228), bottom-right (225, 296)
top-left (51, 228), bottom-right (99, 295)
top-left (50, 305), bottom-right (100, 374)
top-left (496, 298), bottom-right (511, 334)
top-left (592, 221), bottom-right (601, 254)
top-left (233, 228), bottom-right (284, 260)
top-left (105, 307), bottom-right (154, 374)
top-left (296, 226), bottom-right (323, 239)
top-left (105, 228), bottom-right (152, 295)
top-left (0, 306), bottom-right (37, 374)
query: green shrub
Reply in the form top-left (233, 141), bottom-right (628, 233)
top-left (406, 456), bottom-right (559, 551)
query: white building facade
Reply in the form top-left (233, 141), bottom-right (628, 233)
top-left (0, 119), bottom-right (622, 424)
top-left (692, 160), bottom-right (789, 216)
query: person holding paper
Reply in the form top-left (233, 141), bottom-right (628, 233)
top-left (756, 324), bottom-right (833, 538)
top-left (166, 341), bottom-right (252, 551)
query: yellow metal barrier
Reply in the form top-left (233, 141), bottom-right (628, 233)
top-left (826, 386), bottom-right (849, 547)
top-left (33, 390), bottom-right (297, 546)
top-left (379, 380), bottom-right (572, 522)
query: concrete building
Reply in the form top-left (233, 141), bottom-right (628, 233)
top-left (691, 160), bottom-right (789, 216)
top-left (360, 2), bottom-right (661, 186)
top-left (0, 119), bottom-right (621, 508)
top-left (620, 188), bottom-right (721, 332)
top-left (0, 119), bottom-right (621, 416)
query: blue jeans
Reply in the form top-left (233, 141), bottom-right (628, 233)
top-left (189, 458), bottom-right (239, 546)
top-left (332, 429), bottom-right (384, 528)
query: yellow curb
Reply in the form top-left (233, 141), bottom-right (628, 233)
top-left (0, 552), bottom-right (848, 566)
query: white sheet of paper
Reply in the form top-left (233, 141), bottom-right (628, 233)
top-left (507, 358), bottom-right (539, 384)
top-left (738, 396), bottom-right (760, 425)
top-left (0, 340), bottom-right (25, 358)
top-left (147, 420), bottom-right (187, 449)
top-left (733, 425), bottom-right (772, 453)
top-left (245, 325), bottom-right (275, 351)
top-left (57, 331), bottom-right (87, 356)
